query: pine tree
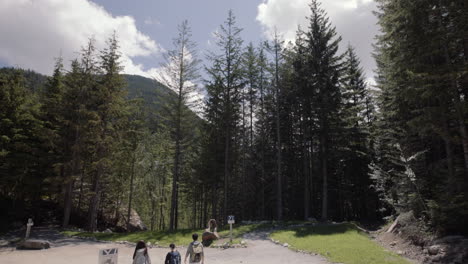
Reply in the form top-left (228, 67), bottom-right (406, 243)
top-left (157, 20), bottom-right (201, 230)
top-left (41, 57), bottom-right (70, 226)
top-left (266, 30), bottom-right (285, 221)
top-left (86, 33), bottom-right (127, 231)
top-left (303, 0), bottom-right (343, 220)
top-left (0, 69), bottom-right (44, 202)
top-left (339, 45), bottom-right (373, 219)
top-left (204, 10), bottom-right (244, 222)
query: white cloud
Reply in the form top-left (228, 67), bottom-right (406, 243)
top-left (0, 0), bottom-right (162, 76)
top-left (256, 0), bottom-right (378, 81)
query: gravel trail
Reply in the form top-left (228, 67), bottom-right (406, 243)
top-left (0, 227), bottom-right (330, 264)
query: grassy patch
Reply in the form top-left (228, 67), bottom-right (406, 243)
top-left (62, 228), bottom-right (203, 246)
top-left (62, 223), bottom-right (271, 247)
top-left (217, 222), bottom-right (274, 238)
top-left (270, 223), bottom-right (409, 264)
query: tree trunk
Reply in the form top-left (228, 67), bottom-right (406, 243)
top-left (126, 153), bottom-right (136, 231)
top-left (442, 116), bottom-right (455, 182)
top-left (175, 184), bottom-right (179, 230)
top-left (169, 144), bottom-right (180, 230)
top-left (302, 120), bottom-right (310, 220)
top-left (438, 1), bottom-right (468, 176)
top-left (320, 128), bottom-right (328, 221)
top-left (150, 198), bottom-right (156, 231)
top-left (212, 183), bottom-right (217, 220)
top-left (224, 134), bottom-right (229, 224)
top-left (87, 171), bottom-right (101, 232)
top-left (274, 37), bottom-right (283, 221)
top-left (62, 176), bottom-right (74, 228)
top-left (77, 167), bottom-right (85, 213)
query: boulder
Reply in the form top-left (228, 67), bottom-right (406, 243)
top-left (428, 245), bottom-right (441, 255)
top-left (116, 209), bottom-right (147, 232)
top-left (202, 231), bottom-right (219, 241)
top-left (17, 239), bottom-right (50, 250)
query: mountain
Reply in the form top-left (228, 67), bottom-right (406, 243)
top-left (124, 74), bottom-right (174, 109)
top-left (0, 68), bottom-right (192, 127)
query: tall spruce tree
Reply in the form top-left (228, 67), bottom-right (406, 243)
top-left (87, 34), bottom-right (127, 231)
top-left (266, 30), bottom-right (285, 221)
top-left (157, 20), bottom-right (200, 230)
top-left (204, 10), bottom-right (244, 222)
top-left (303, 0), bottom-right (343, 220)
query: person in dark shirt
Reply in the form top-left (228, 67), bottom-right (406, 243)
top-left (165, 243), bottom-right (181, 264)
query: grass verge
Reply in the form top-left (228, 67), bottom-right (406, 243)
top-left (62, 228), bottom-right (203, 246)
top-left (270, 223), bottom-right (409, 264)
top-left (62, 222), bottom-right (272, 247)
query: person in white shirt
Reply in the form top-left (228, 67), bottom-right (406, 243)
top-left (133, 240), bottom-right (151, 264)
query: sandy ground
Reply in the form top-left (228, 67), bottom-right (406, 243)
top-left (0, 228), bottom-right (329, 264)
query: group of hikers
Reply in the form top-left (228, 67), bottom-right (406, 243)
top-left (132, 233), bottom-right (204, 264)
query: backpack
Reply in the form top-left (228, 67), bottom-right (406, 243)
top-left (190, 242), bottom-right (203, 263)
top-left (167, 251), bottom-right (180, 264)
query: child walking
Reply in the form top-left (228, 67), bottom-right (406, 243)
top-left (133, 240), bottom-right (151, 264)
top-left (184, 233), bottom-right (204, 264)
top-left (165, 243), bottom-right (181, 264)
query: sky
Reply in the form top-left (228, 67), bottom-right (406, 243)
top-left (0, 0), bottom-right (379, 83)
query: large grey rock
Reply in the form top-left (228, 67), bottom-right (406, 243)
top-left (17, 239), bottom-right (50, 249)
top-left (116, 208), bottom-right (147, 232)
top-left (428, 245), bottom-right (441, 255)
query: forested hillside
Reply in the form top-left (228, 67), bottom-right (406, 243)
top-left (1, 0), bottom-right (467, 239)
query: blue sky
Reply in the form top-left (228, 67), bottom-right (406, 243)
top-left (0, 0), bottom-right (378, 82)
top-left (92, 0), bottom-right (265, 69)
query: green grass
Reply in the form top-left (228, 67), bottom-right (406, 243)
top-left (62, 223), bottom-right (272, 247)
top-left (217, 222), bottom-right (274, 238)
top-left (270, 223), bottom-right (409, 264)
top-left (62, 228), bottom-right (203, 246)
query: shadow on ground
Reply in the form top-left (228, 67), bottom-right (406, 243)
top-left (0, 226), bottom-right (110, 249)
top-left (291, 223), bottom-right (361, 238)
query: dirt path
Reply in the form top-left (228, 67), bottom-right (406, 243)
top-left (0, 227), bottom-right (330, 264)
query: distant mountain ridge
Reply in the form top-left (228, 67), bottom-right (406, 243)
top-left (0, 68), bottom-right (182, 126)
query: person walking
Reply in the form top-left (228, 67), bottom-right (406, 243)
top-left (165, 243), bottom-right (181, 264)
top-left (184, 233), bottom-right (204, 264)
top-left (133, 240), bottom-right (151, 264)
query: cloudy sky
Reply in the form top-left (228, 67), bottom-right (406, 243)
top-left (0, 0), bottom-right (378, 82)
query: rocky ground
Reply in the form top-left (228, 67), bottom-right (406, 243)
top-left (372, 223), bottom-right (468, 264)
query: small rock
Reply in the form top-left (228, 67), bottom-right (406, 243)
top-left (283, 243), bottom-right (289, 247)
top-left (432, 255), bottom-right (444, 262)
top-left (240, 240), bottom-right (246, 245)
top-left (17, 239), bottom-right (51, 250)
top-left (397, 250), bottom-right (404, 255)
top-left (390, 241), bottom-right (397, 247)
top-left (428, 245), bottom-right (441, 255)
top-left (103, 229), bottom-right (112, 233)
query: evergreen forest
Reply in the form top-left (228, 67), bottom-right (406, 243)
top-left (1, 0), bottom-right (467, 238)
